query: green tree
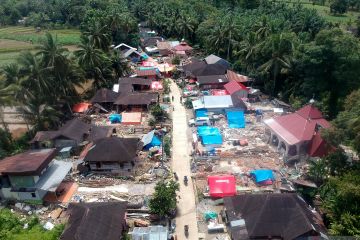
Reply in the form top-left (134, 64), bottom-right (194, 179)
top-left (75, 37), bottom-right (112, 89)
top-left (84, 21), bottom-right (111, 51)
top-left (149, 180), bottom-right (179, 218)
top-left (258, 33), bottom-right (296, 96)
top-left (320, 170), bottom-right (360, 235)
top-left (330, 0), bottom-right (349, 14)
top-left (150, 104), bottom-right (167, 121)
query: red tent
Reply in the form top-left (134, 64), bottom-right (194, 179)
top-left (72, 103), bottom-right (91, 113)
top-left (208, 175), bottom-right (236, 198)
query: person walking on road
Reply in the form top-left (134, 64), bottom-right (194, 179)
top-left (172, 96), bottom-right (174, 102)
top-left (180, 96), bottom-right (182, 104)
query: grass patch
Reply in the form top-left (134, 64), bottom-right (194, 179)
top-left (275, 0), bottom-right (360, 26)
top-left (0, 51), bottom-right (22, 66)
top-left (0, 26), bottom-right (81, 45)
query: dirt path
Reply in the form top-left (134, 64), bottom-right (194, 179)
top-left (171, 81), bottom-right (198, 239)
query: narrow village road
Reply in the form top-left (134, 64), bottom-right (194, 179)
top-left (170, 81), bottom-right (198, 240)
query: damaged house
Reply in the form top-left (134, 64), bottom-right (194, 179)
top-left (114, 92), bottom-right (158, 112)
top-left (61, 202), bottom-right (127, 240)
top-left (83, 136), bottom-right (140, 175)
top-left (90, 88), bottom-right (120, 112)
top-left (0, 149), bottom-right (72, 202)
top-left (30, 118), bottom-right (114, 149)
top-left (223, 193), bottom-right (327, 240)
top-left (264, 104), bottom-right (331, 161)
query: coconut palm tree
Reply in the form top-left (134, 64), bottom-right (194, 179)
top-left (258, 33), bottom-right (295, 96)
top-left (235, 32), bottom-right (260, 72)
top-left (75, 38), bottom-right (112, 89)
top-left (37, 32), bottom-right (68, 70)
top-left (1, 63), bottom-right (20, 86)
top-left (84, 21), bottom-right (111, 51)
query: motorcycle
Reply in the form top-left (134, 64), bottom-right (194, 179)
top-left (174, 172), bottom-right (178, 181)
top-left (183, 176), bottom-right (188, 186)
top-left (184, 225), bottom-right (189, 237)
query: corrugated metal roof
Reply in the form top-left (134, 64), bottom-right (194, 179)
top-left (131, 225), bottom-right (168, 240)
top-left (35, 160), bottom-right (72, 192)
top-left (0, 149), bottom-right (57, 176)
top-left (203, 95), bottom-right (233, 109)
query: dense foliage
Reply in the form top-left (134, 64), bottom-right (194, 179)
top-left (0, 208), bottom-right (64, 240)
top-left (149, 180), bottom-right (179, 218)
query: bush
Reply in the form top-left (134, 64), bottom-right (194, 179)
top-left (150, 104), bottom-right (168, 121)
top-left (164, 135), bottom-right (171, 157)
top-left (163, 79), bottom-right (171, 94)
top-left (148, 118), bottom-right (156, 127)
top-left (184, 98), bottom-right (193, 109)
top-left (171, 56), bottom-right (181, 65)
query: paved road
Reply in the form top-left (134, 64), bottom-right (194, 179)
top-left (171, 81), bottom-right (198, 240)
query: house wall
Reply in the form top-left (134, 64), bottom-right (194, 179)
top-left (199, 83), bottom-right (226, 90)
top-left (89, 161), bottom-right (133, 175)
top-left (9, 175), bottom-right (37, 188)
top-left (54, 139), bottom-right (77, 148)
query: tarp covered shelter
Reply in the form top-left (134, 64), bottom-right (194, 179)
top-left (142, 130), bottom-right (162, 150)
top-left (195, 109), bottom-right (208, 118)
top-left (208, 175), bottom-right (236, 198)
top-left (197, 126), bottom-right (223, 145)
top-left (250, 169), bottom-right (274, 184)
top-left (226, 111), bottom-right (245, 129)
top-left (109, 114), bottom-right (122, 123)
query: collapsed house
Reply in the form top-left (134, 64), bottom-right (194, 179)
top-left (118, 77), bottom-right (152, 92)
top-left (264, 104), bottom-right (331, 161)
top-left (90, 88), bottom-right (120, 112)
top-left (83, 136), bottom-right (140, 175)
top-left (60, 202), bottom-right (127, 240)
top-left (114, 92), bottom-right (158, 112)
top-left (0, 149), bottom-right (72, 202)
top-left (223, 193), bottom-right (327, 240)
top-left (30, 118), bottom-right (114, 149)
top-left (114, 43), bottom-right (148, 62)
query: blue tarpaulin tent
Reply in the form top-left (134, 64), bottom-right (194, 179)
top-left (109, 114), bottom-right (122, 123)
top-left (144, 135), bottom-right (162, 150)
top-left (250, 169), bottom-right (274, 183)
top-left (226, 111), bottom-right (245, 128)
top-left (197, 126), bottom-right (223, 145)
top-left (196, 109), bottom-right (208, 118)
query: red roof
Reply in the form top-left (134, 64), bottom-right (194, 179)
top-left (297, 104), bottom-right (324, 120)
top-left (173, 41), bottom-right (193, 52)
top-left (72, 103), bottom-right (91, 113)
top-left (135, 69), bottom-right (157, 77)
top-left (224, 80), bottom-right (248, 95)
top-left (208, 175), bottom-right (236, 198)
top-left (226, 70), bottom-right (249, 83)
top-left (265, 104), bottom-right (330, 145)
top-left (308, 131), bottom-right (333, 157)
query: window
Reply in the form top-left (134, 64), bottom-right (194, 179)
top-left (31, 193), bottom-right (36, 198)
